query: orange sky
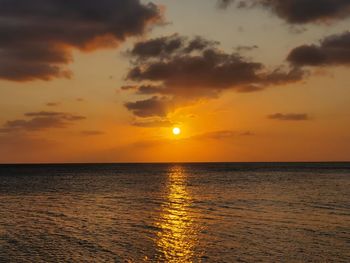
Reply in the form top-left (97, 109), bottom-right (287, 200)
top-left (0, 0), bottom-right (349, 163)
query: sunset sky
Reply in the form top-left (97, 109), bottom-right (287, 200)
top-left (0, 0), bottom-right (349, 163)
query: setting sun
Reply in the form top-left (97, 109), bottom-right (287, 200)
top-left (172, 127), bottom-right (181, 135)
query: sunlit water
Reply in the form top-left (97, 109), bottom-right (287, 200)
top-left (0, 163), bottom-right (349, 262)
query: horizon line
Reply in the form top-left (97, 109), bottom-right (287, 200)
top-left (0, 161), bottom-right (349, 165)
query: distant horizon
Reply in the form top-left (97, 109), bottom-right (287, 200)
top-left (1, 161), bottom-right (349, 165)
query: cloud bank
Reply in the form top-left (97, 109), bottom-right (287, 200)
top-left (123, 35), bottom-right (304, 117)
top-left (219, 0), bottom-right (350, 24)
top-left (0, 0), bottom-right (161, 81)
top-left (288, 31), bottom-right (350, 67)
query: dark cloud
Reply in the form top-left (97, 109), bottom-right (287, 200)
top-left (288, 31), bottom-right (350, 67)
top-left (25, 111), bottom-right (85, 121)
top-left (235, 45), bottom-right (259, 52)
top-left (184, 37), bottom-right (220, 53)
top-left (124, 96), bottom-right (173, 117)
top-left (130, 34), bottom-right (184, 59)
top-left (268, 113), bottom-right (310, 121)
top-left (0, 0), bottom-right (161, 81)
top-left (127, 36), bottom-right (303, 90)
top-left (0, 111), bottom-right (86, 133)
top-left (123, 35), bottom-right (304, 117)
top-left (129, 35), bottom-right (218, 60)
top-left (217, 0), bottom-right (235, 9)
top-left (219, 0), bottom-right (350, 24)
top-left (136, 85), bottom-right (166, 95)
top-left (121, 84), bottom-right (166, 95)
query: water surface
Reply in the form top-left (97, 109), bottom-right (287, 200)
top-left (0, 163), bottom-right (349, 262)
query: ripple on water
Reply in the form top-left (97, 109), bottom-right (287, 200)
top-left (0, 163), bottom-right (349, 262)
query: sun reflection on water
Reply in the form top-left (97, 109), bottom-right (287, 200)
top-left (156, 166), bottom-right (198, 263)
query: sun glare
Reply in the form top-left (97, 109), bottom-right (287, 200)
top-left (172, 127), bottom-right (181, 135)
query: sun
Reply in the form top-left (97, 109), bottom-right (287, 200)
top-left (172, 127), bottom-right (181, 135)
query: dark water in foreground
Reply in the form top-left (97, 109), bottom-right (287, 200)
top-left (0, 163), bottom-right (349, 262)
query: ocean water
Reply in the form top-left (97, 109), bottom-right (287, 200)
top-left (0, 163), bottom-right (349, 263)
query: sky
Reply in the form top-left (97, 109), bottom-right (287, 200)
top-left (0, 0), bottom-right (349, 163)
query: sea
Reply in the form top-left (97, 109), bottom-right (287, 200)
top-left (0, 163), bottom-right (349, 262)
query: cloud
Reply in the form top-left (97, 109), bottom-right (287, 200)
top-left (0, 111), bottom-right (86, 133)
top-left (235, 45), bottom-right (259, 52)
top-left (288, 31), bottom-right (350, 67)
top-left (46, 102), bottom-right (61, 107)
top-left (0, 0), bottom-right (161, 81)
top-left (191, 130), bottom-right (254, 140)
top-left (130, 34), bottom-right (184, 59)
top-left (219, 0), bottom-right (350, 24)
top-left (217, 0), bottom-right (235, 9)
top-left (80, 130), bottom-right (104, 136)
top-left (123, 35), bottom-right (304, 117)
top-left (124, 96), bottom-right (174, 117)
top-left (121, 84), bottom-right (166, 95)
top-left (120, 85), bottom-right (138, 91)
top-left (268, 113), bottom-right (310, 121)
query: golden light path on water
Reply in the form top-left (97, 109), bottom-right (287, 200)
top-left (155, 166), bottom-right (199, 262)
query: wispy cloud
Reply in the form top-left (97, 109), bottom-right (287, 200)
top-left (190, 130), bottom-right (254, 140)
top-left (46, 102), bottom-right (61, 107)
top-left (80, 130), bottom-right (105, 136)
top-left (0, 111), bottom-right (86, 133)
top-left (268, 113), bottom-right (310, 121)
